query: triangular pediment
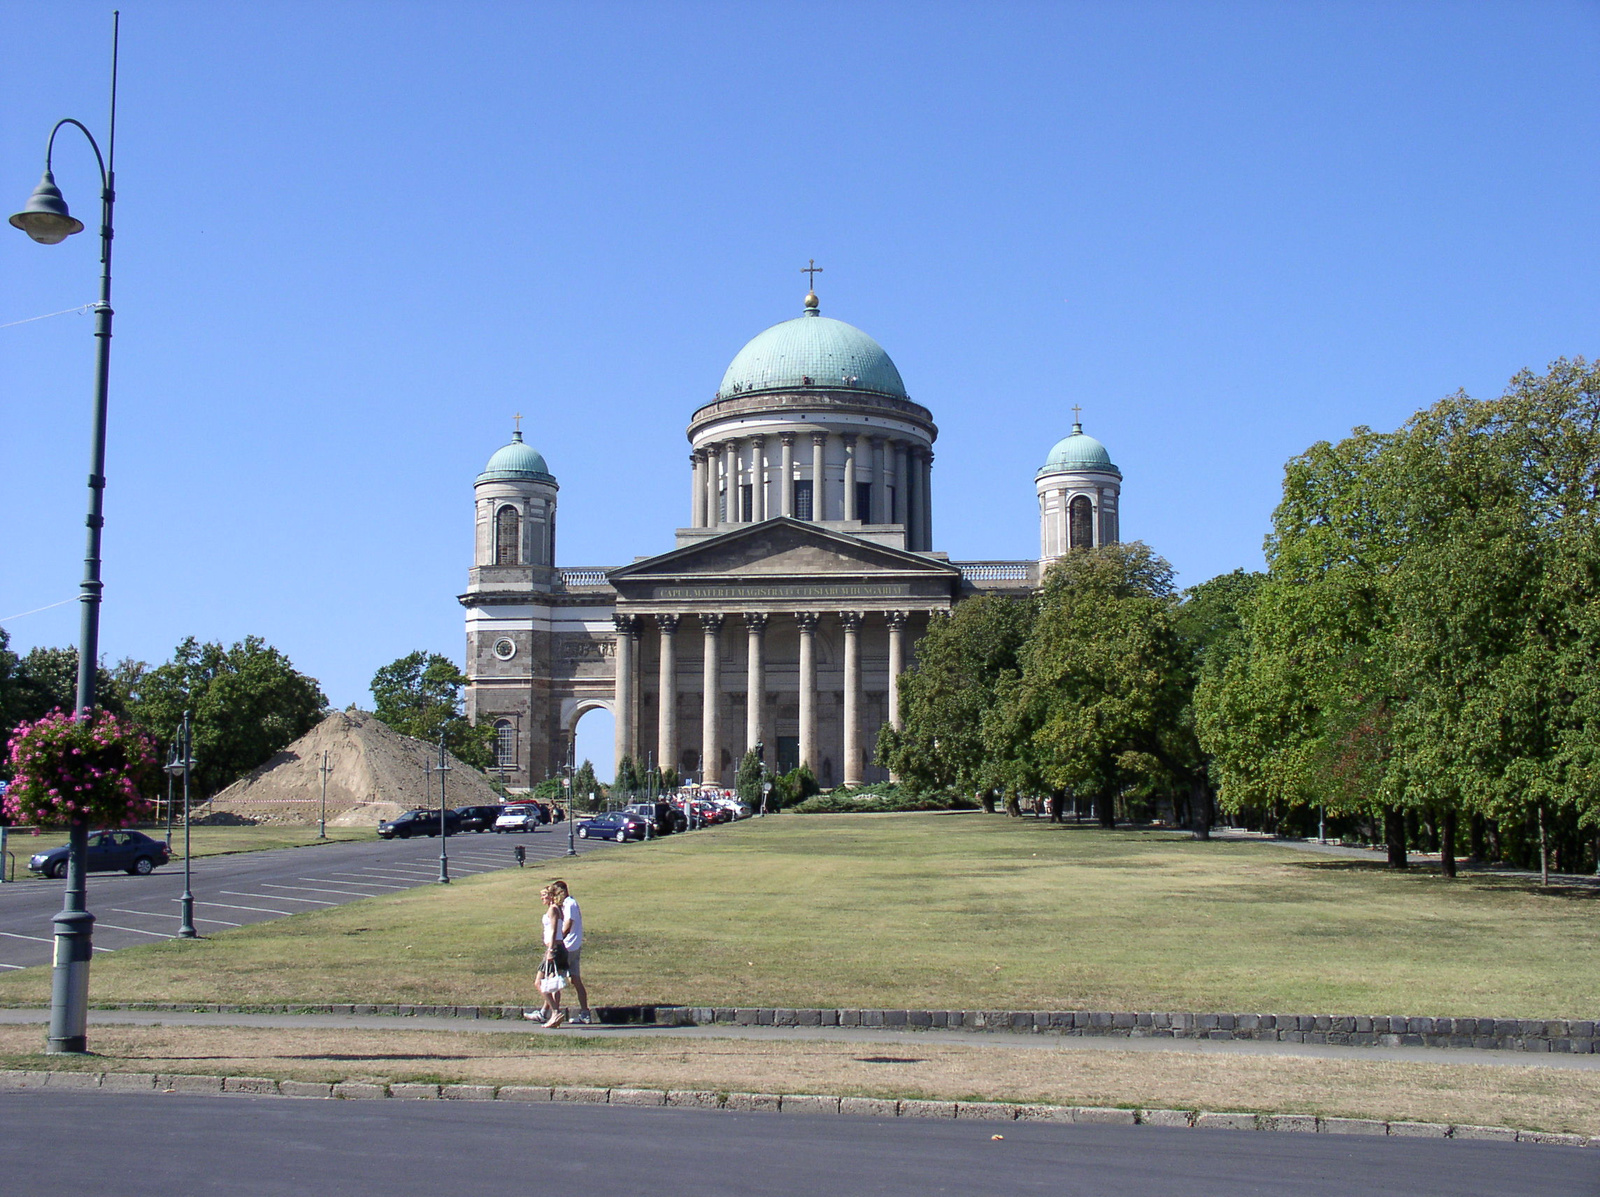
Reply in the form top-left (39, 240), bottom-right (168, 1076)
top-left (609, 518), bottom-right (959, 584)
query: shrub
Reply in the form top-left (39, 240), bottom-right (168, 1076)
top-left (788, 783), bottom-right (980, 815)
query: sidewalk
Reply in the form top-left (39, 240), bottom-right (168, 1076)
top-left (2, 1007), bottom-right (1596, 1071)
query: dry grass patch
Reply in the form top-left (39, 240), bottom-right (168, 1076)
top-left (1, 1024), bottom-right (1596, 1136)
top-left (1, 815), bottom-right (1594, 1016)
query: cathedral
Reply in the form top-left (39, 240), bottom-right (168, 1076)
top-left (461, 280), bottom-right (1123, 789)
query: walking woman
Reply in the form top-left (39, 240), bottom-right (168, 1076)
top-left (526, 883), bottom-right (569, 1027)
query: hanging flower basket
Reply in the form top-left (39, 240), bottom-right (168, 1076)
top-left (3, 709), bottom-right (159, 828)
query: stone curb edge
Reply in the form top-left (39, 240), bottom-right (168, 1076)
top-left (11, 1002), bottom-right (1595, 1056)
top-left (1, 1070), bottom-right (1594, 1148)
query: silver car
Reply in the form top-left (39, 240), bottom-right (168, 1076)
top-left (493, 803), bottom-right (543, 833)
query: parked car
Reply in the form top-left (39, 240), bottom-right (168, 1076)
top-left (576, 811), bottom-right (648, 842)
top-left (493, 803), bottom-right (546, 833)
top-left (454, 804), bottom-right (504, 832)
top-left (378, 809), bottom-right (462, 839)
top-left (624, 801), bottom-right (686, 835)
top-left (28, 829), bottom-right (170, 878)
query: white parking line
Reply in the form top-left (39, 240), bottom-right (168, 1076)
top-left (0, 962), bottom-right (24, 969)
top-left (191, 900), bottom-right (295, 916)
top-left (110, 908), bottom-right (240, 928)
top-left (94, 922), bottom-right (172, 939)
top-left (260, 883), bottom-right (381, 899)
top-left (320, 875), bottom-right (411, 888)
top-left (0, 930), bottom-right (53, 944)
top-left (221, 890), bottom-right (335, 906)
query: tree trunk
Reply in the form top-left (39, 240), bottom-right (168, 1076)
top-left (1096, 788), bottom-right (1116, 829)
top-left (1384, 806), bottom-right (1408, 869)
top-left (1189, 779), bottom-right (1212, 841)
top-left (978, 790), bottom-right (995, 814)
top-left (1004, 789), bottom-right (1021, 818)
top-left (1538, 804), bottom-right (1549, 887)
top-left (1440, 808), bottom-right (1457, 879)
top-left (1468, 813), bottom-right (1485, 863)
top-left (1047, 790), bottom-right (1065, 824)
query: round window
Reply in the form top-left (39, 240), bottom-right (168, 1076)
top-left (492, 637), bottom-right (517, 661)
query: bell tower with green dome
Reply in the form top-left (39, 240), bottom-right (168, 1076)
top-left (1036, 410), bottom-right (1122, 566)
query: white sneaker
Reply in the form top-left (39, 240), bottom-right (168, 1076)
top-left (575, 1010), bottom-right (593, 1025)
top-left (522, 1010), bottom-right (543, 1021)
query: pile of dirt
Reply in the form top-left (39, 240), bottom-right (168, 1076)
top-left (200, 709), bottom-right (503, 827)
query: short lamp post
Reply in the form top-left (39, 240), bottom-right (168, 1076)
top-left (14, 13), bottom-right (123, 1053)
top-left (564, 771), bottom-right (576, 857)
top-left (164, 710), bottom-right (197, 939)
top-left (436, 730), bottom-right (450, 885)
top-left (317, 750), bottom-right (332, 840)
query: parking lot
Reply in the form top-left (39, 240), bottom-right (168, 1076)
top-left (0, 824), bottom-right (612, 971)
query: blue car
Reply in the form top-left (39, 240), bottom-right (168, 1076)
top-left (28, 829), bottom-right (171, 879)
top-left (576, 812), bottom-right (648, 843)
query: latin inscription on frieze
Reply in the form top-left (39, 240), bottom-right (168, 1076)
top-left (652, 583), bottom-right (915, 601)
top-left (560, 639), bottom-right (616, 661)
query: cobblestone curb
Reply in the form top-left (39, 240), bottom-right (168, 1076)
top-left (1, 1069), bottom-right (1593, 1147)
top-left (27, 1001), bottom-right (1594, 1056)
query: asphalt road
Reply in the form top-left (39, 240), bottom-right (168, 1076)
top-left (0, 826), bottom-right (611, 970)
top-left (6, 1090), bottom-right (1595, 1197)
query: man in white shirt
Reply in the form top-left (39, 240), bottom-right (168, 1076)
top-left (552, 880), bottom-right (592, 1024)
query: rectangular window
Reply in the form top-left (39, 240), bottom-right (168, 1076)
top-left (794, 480), bottom-right (814, 521)
top-left (855, 482), bottom-right (872, 522)
top-left (740, 484), bottom-right (753, 522)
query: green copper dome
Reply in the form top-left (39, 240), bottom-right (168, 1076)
top-left (1038, 423), bottom-right (1120, 478)
top-left (477, 431), bottom-right (555, 484)
top-left (718, 300), bottom-right (907, 400)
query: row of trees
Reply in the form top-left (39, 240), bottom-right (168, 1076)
top-left (882, 359), bottom-right (1600, 876)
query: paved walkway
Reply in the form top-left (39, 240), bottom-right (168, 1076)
top-left (1210, 828), bottom-right (1600, 888)
top-left (2, 1007), bottom-right (1596, 1071)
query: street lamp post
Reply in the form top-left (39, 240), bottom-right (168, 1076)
top-left (12, 12), bottom-right (123, 1053)
top-left (317, 750), bottom-right (332, 839)
top-left (162, 711), bottom-right (197, 939)
top-left (564, 769), bottom-right (576, 857)
top-left (436, 730), bottom-right (451, 885)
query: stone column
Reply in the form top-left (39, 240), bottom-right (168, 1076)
top-left (744, 613), bottom-right (767, 766)
top-left (894, 441), bottom-right (910, 528)
top-left (886, 610), bottom-right (908, 783)
top-left (612, 615), bottom-right (636, 768)
top-left (723, 441), bottom-right (739, 524)
top-left (796, 612), bottom-right (818, 773)
top-left (842, 434), bottom-right (858, 521)
top-left (810, 433), bottom-right (827, 521)
top-left (922, 450), bottom-right (935, 549)
top-left (690, 451), bottom-right (705, 528)
top-left (779, 434), bottom-right (795, 518)
top-left (871, 437), bottom-right (888, 524)
top-left (656, 614), bottom-right (678, 776)
top-left (700, 614), bottom-right (723, 785)
top-left (752, 435), bottom-right (764, 518)
top-left (841, 611), bottom-right (863, 786)
top-left (704, 443), bottom-right (720, 526)
top-left (905, 447), bottom-right (923, 550)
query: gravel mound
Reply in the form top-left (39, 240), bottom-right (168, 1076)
top-left (201, 709), bottom-right (502, 827)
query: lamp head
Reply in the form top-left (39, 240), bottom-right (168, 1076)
top-left (9, 169), bottom-right (84, 245)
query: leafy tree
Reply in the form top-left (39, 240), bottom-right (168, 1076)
top-left (370, 651), bottom-right (493, 769)
top-left (127, 636), bottom-right (327, 798)
top-left (531, 776), bottom-right (564, 801)
top-left (572, 759), bottom-right (603, 811)
top-left (983, 544), bottom-right (1198, 829)
top-left (613, 754), bottom-right (641, 800)
top-left (735, 749), bottom-right (767, 808)
top-left (879, 596), bottom-right (1033, 794)
top-left (0, 633), bottom-right (139, 745)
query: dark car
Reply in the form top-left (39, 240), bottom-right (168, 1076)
top-left (576, 812), bottom-right (648, 843)
top-left (28, 829), bottom-right (170, 879)
top-left (624, 801), bottom-right (686, 836)
top-left (378, 809), bottom-right (462, 839)
top-left (454, 804), bottom-right (504, 832)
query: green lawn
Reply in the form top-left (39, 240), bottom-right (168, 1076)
top-left (1, 813), bottom-right (1593, 1017)
top-left (1, 825), bottom-right (371, 880)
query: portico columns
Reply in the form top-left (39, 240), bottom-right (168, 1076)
top-left (656, 615), bottom-right (678, 776)
top-left (704, 444), bottom-right (720, 527)
top-left (752, 436), bottom-right (767, 522)
top-left (841, 611), bottom-right (864, 786)
top-left (723, 441), bottom-right (739, 524)
top-left (744, 613), bottom-right (767, 766)
top-left (887, 611), bottom-right (907, 731)
top-left (700, 614), bottom-right (723, 784)
top-left (612, 615), bottom-right (636, 767)
top-left (842, 434), bottom-right (858, 521)
top-left (796, 612), bottom-right (818, 772)
top-left (809, 433), bottom-right (826, 521)
top-left (779, 434), bottom-right (795, 517)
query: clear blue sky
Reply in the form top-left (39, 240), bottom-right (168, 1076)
top-left (4, 2), bottom-right (1596, 773)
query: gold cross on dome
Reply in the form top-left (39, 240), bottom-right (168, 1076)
top-left (1071, 404), bottom-right (1083, 423)
top-left (801, 259), bottom-right (823, 288)
top-left (513, 412), bottom-right (523, 433)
